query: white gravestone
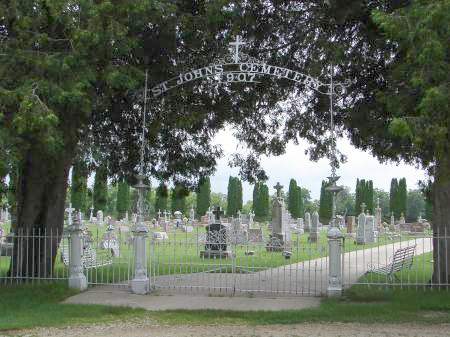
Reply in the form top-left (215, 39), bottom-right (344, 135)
top-left (309, 211), bottom-right (319, 243)
top-left (96, 210), bottom-right (104, 225)
top-left (304, 212), bottom-right (311, 232)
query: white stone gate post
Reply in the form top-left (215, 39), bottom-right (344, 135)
top-left (130, 174), bottom-right (150, 294)
top-left (327, 226), bottom-right (343, 297)
top-left (68, 212), bottom-right (87, 291)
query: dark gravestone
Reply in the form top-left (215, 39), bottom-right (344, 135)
top-left (200, 206), bottom-right (232, 259)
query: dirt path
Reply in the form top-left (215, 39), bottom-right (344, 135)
top-left (7, 322), bottom-right (450, 337)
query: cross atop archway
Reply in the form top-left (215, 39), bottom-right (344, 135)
top-left (229, 35), bottom-right (246, 63)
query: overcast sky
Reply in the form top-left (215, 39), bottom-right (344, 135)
top-left (211, 127), bottom-right (428, 202)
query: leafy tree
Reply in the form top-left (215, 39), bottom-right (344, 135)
top-left (406, 189), bottom-right (426, 223)
top-left (196, 177), bottom-right (211, 217)
top-left (319, 180), bottom-right (332, 225)
top-left (116, 178), bottom-right (130, 219)
top-left (106, 184), bottom-right (118, 216)
top-left (155, 183), bottom-right (169, 213)
top-left (171, 184), bottom-right (189, 214)
top-left (374, 188), bottom-right (390, 220)
top-left (93, 165), bottom-right (108, 213)
top-left (70, 161), bottom-right (88, 214)
top-left (211, 192), bottom-right (227, 211)
top-left (336, 187), bottom-right (355, 216)
top-left (288, 179), bottom-right (300, 218)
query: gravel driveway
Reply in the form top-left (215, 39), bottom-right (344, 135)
top-left (6, 322), bottom-right (450, 337)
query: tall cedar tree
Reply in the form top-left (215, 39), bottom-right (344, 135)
top-left (154, 183), bottom-right (169, 213)
top-left (261, 184), bottom-right (270, 219)
top-left (288, 179), bottom-right (300, 218)
top-left (70, 161), bottom-right (88, 213)
top-left (389, 178), bottom-right (399, 217)
top-left (196, 177), bottom-right (211, 217)
top-left (116, 178), bottom-right (130, 219)
top-left (93, 165), bottom-right (108, 213)
top-left (227, 177), bottom-right (237, 217)
top-left (297, 186), bottom-right (304, 217)
top-left (252, 182), bottom-right (260, 216)
top-left (355, 179), bottom-right (374, 215)
top-left (319, 180), bottom-right (332, 225)
top-left (236, 178), bottom-right (243, 213)
top-left (398, 178), bottom-right (408, 217)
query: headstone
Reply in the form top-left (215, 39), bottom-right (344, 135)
top-left (153, 231), bottom-right (169, 241)
top-left (390, 212), bottom-right (395, 231)
top-left (174, 210), bottom-right (183, 228)
top-left (356, 212), bottom-right (375, 244)
top-left (89, 206), bottom-right (94, 222)
top-left (297, 218), bottom-right (304, 229)
top-left (124, 211), bottom-right (129, 223)
top-left (181, 225), bottom-right (194, 233)
top-left (200, 206), bottom-right (232, 258)
top-left (309, 211), bottom-right (319, 243)
top-left (248, 228), bottom-right (263, 243)
top-left (399, 212), bottom-right (406, 225)
top-left (189, 207), bottom-right (195, 224)
top-left (304, 212), bottom-right (311, 232)
top-left (249, 211), bottom-right (255, 228)
top-left (267, 183), bottom-right (291, 251)
top-left (375, 197), bottom-right (382, 229)
top-left (346, 216), bottom-right (356, 233)
top-left (65, 203), bottom-right (75, 227)
top-left (96, 210), bottom-right (104, 225)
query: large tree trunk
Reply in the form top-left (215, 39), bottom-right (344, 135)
top-left (432, 156), bottom-right (450, 285)
top-left (8, 146), bottom-right (74, 279)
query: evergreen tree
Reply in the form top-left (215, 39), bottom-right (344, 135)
top-left (288, 179), bottom-right (300, 218)
top-left (367, 180), bottom-right (374, 214)
top-left (93, 164), bottom-right (108, 213)
top-left (252, 182), bottom-right (261, 216)
top-left (116, 178), bottom-right (130, 219)
top-left (389, 178), bottom-right (399, 217)
top-left (196, 177), bottom-right (211, 217)
top-left (236, 178), bottom-right (243, 213)
top-left (319, 180), bottom-right (332, 225)
top-left (261, 183), bottom-right (270, 219)
top-left (227, 176), bottom-right (237, 217)
top-left (155, 183), bottom-right (169, 213)
top-left (398, 178), bottom-right (408, 217)
top-left (70, 161), bottom-right (88, 213)
top-left (297, 185), bottom-right (304, 217)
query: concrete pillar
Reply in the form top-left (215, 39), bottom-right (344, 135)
top-left (327, 226), bottom-right (343, 297)
top-left (68, 212), bottom-right (87, 291)
top-left (130, 174), bottom-right (150, 294)
top-left (130, 227), bottom-right (149, 294)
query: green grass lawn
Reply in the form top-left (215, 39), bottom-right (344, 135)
top-left (0, 221), bottom-right (423, 285)
top-left (1, 282), bottom-right (450, 331)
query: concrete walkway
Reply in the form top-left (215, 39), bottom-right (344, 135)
top-left (64, 287), bottom-right (321, 310)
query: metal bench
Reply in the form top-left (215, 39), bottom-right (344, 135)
top-left (367, 245), bottom-right (416, 282)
